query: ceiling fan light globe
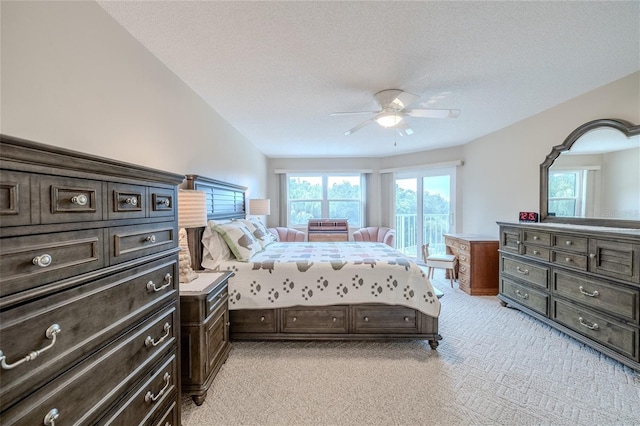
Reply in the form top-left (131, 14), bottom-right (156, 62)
top-left (375, 112), bottom-right (404, 128)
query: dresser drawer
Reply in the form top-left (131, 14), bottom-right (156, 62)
top-left (551, 250), bottom-right (588, 271)
top-left (282, 306), bottom-right (348, 333)
top-left (498, 227), bottom-right (521, 254)
top-left (553, 270), bottom-right (639, 324)
top-left (552, 299), bottom-right (638, 361)
top-left (0, 258), bottom-right (178, 408)
top-left (353, 305), bottom-right (420, 333)
top-left (523, 230), bottom-right (551, 246)
top-left (552, 234), bottom-right (588, 253)
top-left (0, 309), bottom-right (178, 425)
top-left (230, 309), bottom-right (277, 333)
top-left (589, 239), bottom-right (640, 284)
top-left (501, 278), bottom-right (549, 316)
top-left (522, 244), bottom-right (550, 262)
top-left (152, 400), bottom-right (178, 426)
top-left (149, 187), bottom-right (176, 219)
top-left (110, 222), bottom-right (176, 265)
top-left (502, 256), bottom-right (548, 289)
top-left (108, 182), bottom-right (146, 220)
top-left (39, 175), bottom-right (104, 224)
top-left (0, 228), bottom-right (105, 297)
top-left (0, 170), bottom-right (32, 227)
top-left (99, 353), bottom-right (178, 426)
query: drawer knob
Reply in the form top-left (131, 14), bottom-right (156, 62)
top-left (145, 372), bottom-right (171, 403)
top-left (515, 289), bottom-right (529, 300)
top-left (71, 194), bottom-right (88, 206)
top-left (332, 317), bottom-right (337, 322)
top-left (158, 198), bottom-right (171, 207)
top-left (404, 317), bottom-right (409, 322)
top-left (578, 286), bottom-right (599, 298)
top-left (515, 266), bottom-right (529, 275)
top-left (589, 253), bottom-right (596, 259)
top-left (32, 254), bottom-right (53, 268)
top-left (43, 408), bottom-right (59, 426)
top-left (533, 250), bottom-right (539, 255)
top-left (125, 197), bottom-right (138, 206)
top-left (578, 317), bottom-right (599, 330)
top-left (146, 273), bottom-right (173, 292)
top-left (260, 316), bottom-right (265, 322)
top-left (145, 235), bottom-right (157, 243)
top-left (145, 323), bottom-right (171, 347)
top-left (293, 317), bottom-right (297, 322)
top-left (364, 316), bottom-right (369, 322)
top-left (565, 240), bottom-right (572, 246)
top-left (226, 322), bottom-right (231, 326)
top-left (533, 236), bottom-right (539, 240)
top-left (565, 257), bottom-right (572, 263)
top-left (0, 324), bottom-right (61, 370)
top-left (516, 240), bottom-right (521, 245)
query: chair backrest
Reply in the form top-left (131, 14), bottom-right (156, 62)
top-left (353, 227), bottom-right (395, 247)
top-left (421, 243), bottom-right (430, 262)
top-left (268, 227), bottom-right (306, 242)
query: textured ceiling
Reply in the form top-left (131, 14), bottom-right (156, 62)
top-left (98, 1), bottom-right (639, 158)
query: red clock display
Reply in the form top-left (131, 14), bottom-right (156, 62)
top-left (519, 212), bottom-right (539, 222)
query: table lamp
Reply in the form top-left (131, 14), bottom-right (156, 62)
top-left (249, 198), bottom-right (270, 220)
top-left (178, 189), bottom-right (207, 283)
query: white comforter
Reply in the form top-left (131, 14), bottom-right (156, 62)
top-left (215, 242), bottom-right (441, 318)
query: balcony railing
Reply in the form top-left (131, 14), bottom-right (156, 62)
top-left (395, 213), bottom-right (450, 259)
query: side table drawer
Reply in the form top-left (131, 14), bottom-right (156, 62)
top-left (552, 299), bottom-right (639, 361)
top-left (282, 306), bottom-right (348, 333)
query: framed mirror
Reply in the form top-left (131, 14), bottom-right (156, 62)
top-left (540, 118), bottom-right (640, 228)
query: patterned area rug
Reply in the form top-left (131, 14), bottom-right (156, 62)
top-left (181, 270), bottom-right (639, 425)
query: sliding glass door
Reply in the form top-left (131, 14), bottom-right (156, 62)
top-left (394, 168), bottom-right (456, 260)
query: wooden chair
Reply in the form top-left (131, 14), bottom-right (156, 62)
top-left (422, 243), bottom-right (457, 287)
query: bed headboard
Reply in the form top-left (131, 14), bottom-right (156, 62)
top-left (184, 174), bottom-right (248, 270)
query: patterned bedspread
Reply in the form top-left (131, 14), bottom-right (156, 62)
top-left (216, 242), bottom-right (441, 318)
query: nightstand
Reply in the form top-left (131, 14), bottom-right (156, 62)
top-left (180, 271), bottom-right (233, 405)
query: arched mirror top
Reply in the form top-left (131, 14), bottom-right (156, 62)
top-left (540, 118), bottom-right (640, 229)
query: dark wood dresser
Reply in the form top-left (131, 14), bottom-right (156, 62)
top-left (180, 271), bottom-right (232, 405)
top-left (307, 219), bottom-right (348, 242)
top-left (497, 221), bottom-right (640, 372)
top-left (0, 135), bottom-right (184, 424)
top-left (444, 234), bottom-right (499, 295)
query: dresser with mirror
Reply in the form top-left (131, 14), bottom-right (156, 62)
top-left (498, 119), bottom-right (640, 372)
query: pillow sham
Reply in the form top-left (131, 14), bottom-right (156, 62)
top-left (236, 218), bottom-right (277, 248)
top-left (214, 221), bottom-right (263, 262)
top-left (201, 220), bottom-right (232, 270)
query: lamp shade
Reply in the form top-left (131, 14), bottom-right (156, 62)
top-left (375, 111), bottom-right (404, 128)
top-left (178, 190), bottom-right (207, 228)
top-left (249, 198), bottom-right (271, 216)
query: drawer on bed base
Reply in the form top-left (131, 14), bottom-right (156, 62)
top-left (281, 306), bottom-right (348, 333)
top-left (353, 305), bottom-right (420, 333)
top-left (229, 309), bottom-right (277, 333)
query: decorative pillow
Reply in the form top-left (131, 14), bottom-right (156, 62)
top-left (214, 221), bottom-right (263, 261)
top-left (201, 220), bottom-right (232, 270)
top-left (236, 218), bottom-right (277, 248)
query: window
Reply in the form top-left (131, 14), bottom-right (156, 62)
top-left (287, 174), bottom-right (363, 227)
top-left (548, 170), bottom-right (585, 217)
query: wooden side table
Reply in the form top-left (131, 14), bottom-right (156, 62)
top-left (180, 271), bottom-right (233, 405)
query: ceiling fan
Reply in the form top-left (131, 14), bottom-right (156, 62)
top-left (330, 89), bottom-right (460, 136)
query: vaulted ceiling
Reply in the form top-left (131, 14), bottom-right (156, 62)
top-left (98, 1), bottom-right (639, 158)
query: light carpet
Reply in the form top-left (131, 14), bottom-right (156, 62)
top-left (181, 270), bottom-right (640, 426)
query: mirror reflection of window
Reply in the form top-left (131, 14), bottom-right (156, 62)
top-left (549, 170), bottom-right (585, 217)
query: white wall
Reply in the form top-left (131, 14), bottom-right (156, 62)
top-left (0, 1), bottom-right (268, 196)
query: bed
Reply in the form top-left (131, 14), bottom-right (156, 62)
top-left (185, 174), bottom-right (442, 349)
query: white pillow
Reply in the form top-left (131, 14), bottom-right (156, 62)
top-left (214, 221), bottom-right (263, 262)
top-left (236, 218), bottom-right (277, 248)
top-left (201, 220), bottom-right (232, 270)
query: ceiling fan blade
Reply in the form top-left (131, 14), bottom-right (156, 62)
top-left (344, 118), bottom-right (374, 136)
top-left (330, 111), bottom-right (379, 116)
top-left (392, 91), bottom-right (419, 109)
top-left (374, 89), bottom-right (419, 109)
top-left (405, 108), bottom-right (461, 119)
top-left (395, 121), bottom-right (414, 137)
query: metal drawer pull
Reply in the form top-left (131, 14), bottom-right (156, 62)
top-left (589, 253), bottom-right (596, 259)
top-left (364, 316), bottom-right (369, 322)
top-left (404, 317), bottom-right (409, 322)
top-left (533, 250), bottom-right (539, 255)
top-left (515, 266), bottom-right (529, 275)
top-left (146, 273), bottom-right (173, 292)
top-left (260, 316), bottom-right (265, 322)
top-left (145, 372), bottom-right (171, 403)
top-left (0, 324), bottom-right (61, 370)
top-left (516, 240), bottom-right (521, 245)
top-left (578, 286), bottom-right (599, 298)
top-left (515, 290), bottom-right (529, 300)
top-left (158, 198), bottom-right (171, 207)
top-left (71, 194), bottom-right (88, 206)
top-left (125, 197), bottom-right (138, 206)
top-left (32, 254), bottom-right (53, 268)
top-left (578, 317), bottom-right (598, 330)
top-left (533, 236), bottom-right (539, 240)
top-left (145, 323), bottom-right (171, 347)
top-left (43, 408), bottom-right (59, 426)
top-left (565, 257), bottom-right (572, 263)
top-left (293, 317), bottom-right (297, 322)
top-left (565, 240), bottom-right (572, 245)
top-left (145, 235), bottom-right (156, 243)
